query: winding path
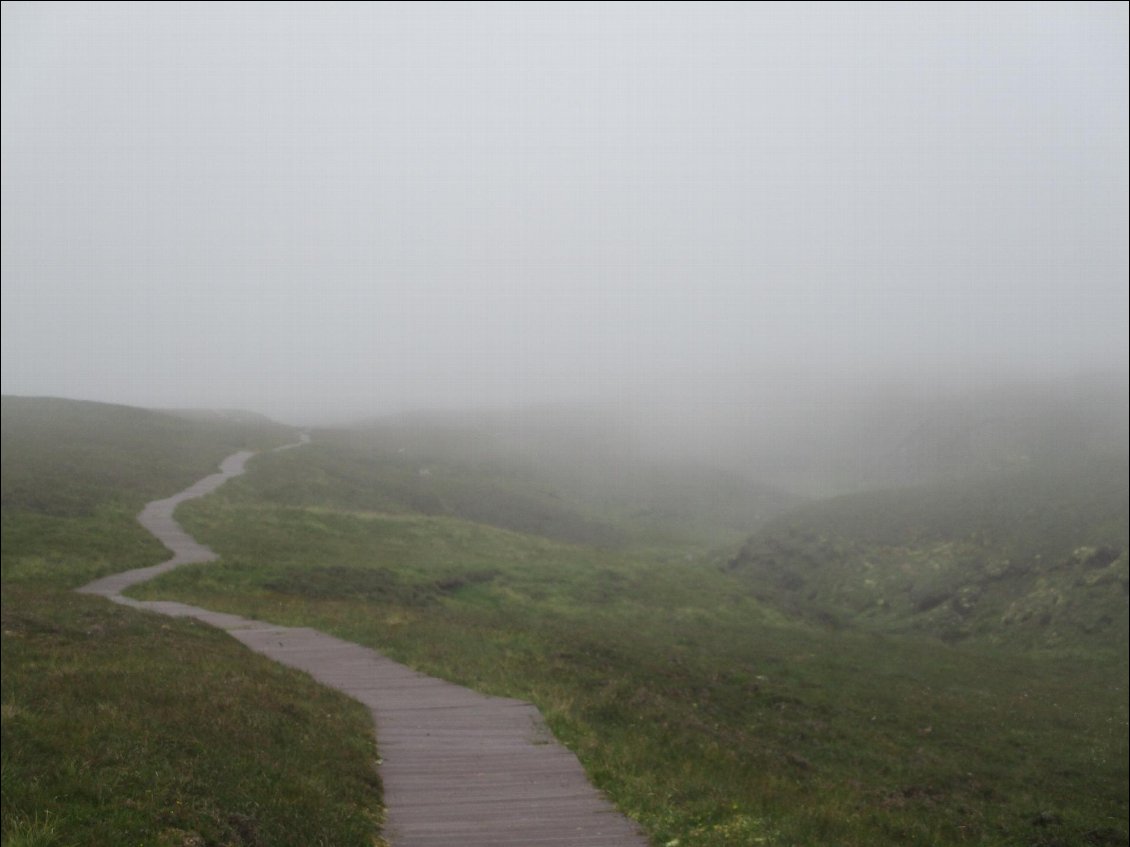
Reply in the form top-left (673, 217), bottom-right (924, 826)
top-left (78, 441), bottom-right (648, 847)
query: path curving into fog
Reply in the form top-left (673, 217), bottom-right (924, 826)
top-left (78, 438), bottom-right (648, 847)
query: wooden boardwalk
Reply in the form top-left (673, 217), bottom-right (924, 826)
top-left (78, 445), bottom-right (649, 847)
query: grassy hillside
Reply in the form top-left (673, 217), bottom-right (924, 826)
top-left (1, 397), bottom-right (384, 846)
top-left (133, 430), bottom-right (1129, 847)
top-left (729, 454), bottom-right (1129, 650)
top-left (6, 394), bottom-right (1126, 846)
top-left (1, 396), bottom-right (301, 588)
top-left (2, 397), bottom-right (292, 517)
top-left (2, 586), bottom-right (382, 847)
top-left (266, 413), bottom-right (792, 554)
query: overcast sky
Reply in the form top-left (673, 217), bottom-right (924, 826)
top-left (2, 2), bottom-right (1127, 422)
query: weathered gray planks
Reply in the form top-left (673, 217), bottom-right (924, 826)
top-left (78, 444), bottom-right (650, 846)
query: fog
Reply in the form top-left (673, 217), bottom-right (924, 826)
top-left (3, 2), bottom-right (1128, 427)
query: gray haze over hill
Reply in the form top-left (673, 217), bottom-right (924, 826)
top-left (3, 2), bottom-right (1128, 426)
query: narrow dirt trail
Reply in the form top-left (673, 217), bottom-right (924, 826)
top-left (78, 442), bottom-right (649, 847)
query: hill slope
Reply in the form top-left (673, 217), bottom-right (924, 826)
top-left (132, 419), bottom-right (1128, 847)
top-left (1, 397), bottom-right (384, 846)
top-left (2, 396), bottom-right (294, 518)
top-left (729, 454), bottom-right (1129, 650)
top-left (250, 411), bottom-right (793, 553)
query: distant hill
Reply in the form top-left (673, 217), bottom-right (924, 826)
top-left (659, 371), bottom-right (1130, 496)
top-left (833, 373), bottom-right (1130, 492)
top-left (164, 407), bottom-right (285, 427)
top-left (243, 411), bottom-right (795, 551)
top-left (1, 395), bottom-right (294, 516)
top-left (728, 452), bottom-right (1129, 651)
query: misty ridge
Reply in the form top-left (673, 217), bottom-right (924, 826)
top-left (346, 369), bottom-right (1129, 495)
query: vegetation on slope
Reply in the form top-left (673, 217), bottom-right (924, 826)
top-left (729, 455), bottom-right (1129, 650)
top-left (269, 413), bottom-right (793, 553)
top-left (1, 396), bottom-right (297, 589)
top-left (1, 586), bottom-right (382, 847)
top-left (2, 397), bottom-right (292, 519)
top-left (7, 394), bottom-right (1127, 846)
top-left (1, 397), bottom-right (384, 846)
top-left (135, 428), bottom-right (1129, 847)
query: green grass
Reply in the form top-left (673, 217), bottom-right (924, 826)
top-left (1, 396), bottom-right (385, 846)
top-left (1, 396), bottom-right (299, 591)
top-left (729, 455), bottom-right (1130, 650)
top-left (134, 451), bottom-right (1130, 847)
top-left (1, 397), bottom-right (293, 519)
top-left (1, 585), bottom-right (382, 847)
top-left (256, 419), bottom-right (790, 553)
top-left (7, 396), bottom-right (1128, 846)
